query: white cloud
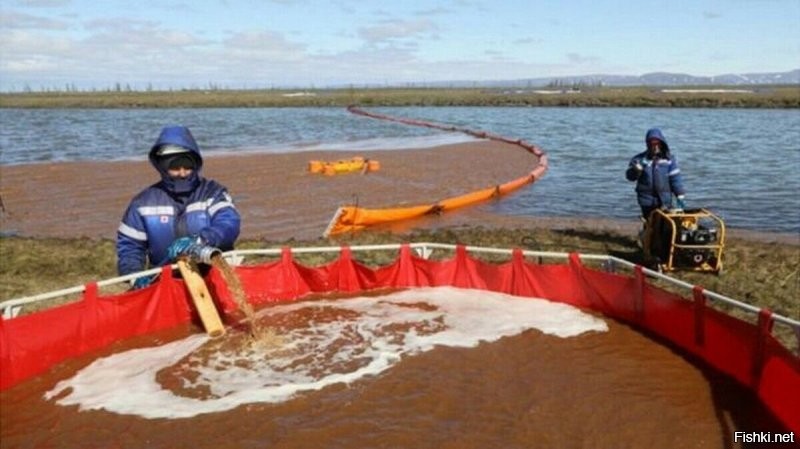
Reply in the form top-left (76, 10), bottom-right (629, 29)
top-left (0, 29), bottom-right (74, 62)
top-left (83, 19), bottom-right (209, 48)
top-left (357, 19), bottom-right (438, 44)
top-left (13, 0), bottom-right (70, 7)
top-left (3, 57), bottom-right (60, 72)
top-left (566, 52), bottom-right (600, 65)
top-left (413, 7), bottom-right (452, 17)
top-left (0, 10), bottom-right (69, 29)
top-left (1, 1), bottom-right (796, 90)
top-left (512, 37), bottom-right (540, 45)
top-left (222, 30), bottom-right (306, 57)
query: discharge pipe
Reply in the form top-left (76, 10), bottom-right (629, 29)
top-left (187, 243), bottom-right (222, 265)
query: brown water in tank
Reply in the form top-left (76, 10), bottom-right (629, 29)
top-left (0, 290), bottom-right (786, 449)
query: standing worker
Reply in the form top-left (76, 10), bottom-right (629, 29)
top-left (626, 128), bottom-right (687, 260)
top-left (116, 125), bottom-right (241, 288)
top-left (626, 127), bottom-right (687, 217)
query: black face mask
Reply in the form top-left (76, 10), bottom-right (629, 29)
top-left (165, 173), bottom-right (199, 195)
top-left (159, 154), bottom-right (197, 172)
top-left (154, 153), bottom-right (199, 194)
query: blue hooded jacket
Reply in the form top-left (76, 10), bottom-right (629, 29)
top-left (625, 128), bottom-right (686, 213)
top-left (116, 126), bottom-right (241, 276)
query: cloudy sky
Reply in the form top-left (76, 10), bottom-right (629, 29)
top-left (1, 0), bottom-right (798, 91)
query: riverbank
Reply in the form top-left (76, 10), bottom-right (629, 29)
top-left (1, 85), bottom-right (798, 108)
top-left (1, 142), bottom-right (797, 346)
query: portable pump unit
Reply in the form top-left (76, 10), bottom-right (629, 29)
top-left (644, 208), bottom-right (726, 273)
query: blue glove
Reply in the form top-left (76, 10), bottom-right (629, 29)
top-left (132, 274), bottom-right (155, 290)
top-left (166, 236), bottom-right (200, 261)
top-left (676, 195), bottom-right (686, 210)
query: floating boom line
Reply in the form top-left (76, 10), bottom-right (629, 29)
top-left (323, 106), bottom-right (549, 237)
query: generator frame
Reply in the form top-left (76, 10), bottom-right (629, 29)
top-left (644, 208), bottom-right (726, 274)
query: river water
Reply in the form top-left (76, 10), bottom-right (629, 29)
top-left (1, 106), bottom-right (798, 233)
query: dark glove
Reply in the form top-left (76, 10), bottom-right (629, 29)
top-left (166, 235), bottom-right (202, 261)
top-left (132, 274), bottom-right (155, 290)
top-left (167, 235), bottom-right (220, 264)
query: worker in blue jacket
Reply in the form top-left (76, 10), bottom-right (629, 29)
top-left (626, 128), bottom-right (688, 262)
top-left (117, 125), bottom-right (241, 288)
top-left (626, 127), bottom-right (687, 219)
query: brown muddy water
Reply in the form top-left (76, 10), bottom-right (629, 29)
top-left (0, 141), bottom-right (536, 241)
top-left (0, 288), bottom-right (785, 449)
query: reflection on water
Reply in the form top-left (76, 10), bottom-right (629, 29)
top-left (1, 107), bottom-right (798, 232)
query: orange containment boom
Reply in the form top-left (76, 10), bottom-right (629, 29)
top-left (1, 244), bottom-right (797, 433)
top-left (323, 106), bottom-right (549, 236)
top-left (308, 156), bottom-right (380, 176)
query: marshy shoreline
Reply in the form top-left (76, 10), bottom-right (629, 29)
top-left (1, 85), bottom-right (799, 108)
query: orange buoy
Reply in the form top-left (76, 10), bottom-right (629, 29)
top-left (308, 160), bottom-right (324, 173)
top-left (310, 156), bottom-right (377, 175)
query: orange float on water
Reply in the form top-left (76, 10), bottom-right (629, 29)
top-left (308, 160), bottom-right (324, 174)
top-left (367, 159), bottom-right (380, 172)
top-left (308, 156), bottom-right (380, 175)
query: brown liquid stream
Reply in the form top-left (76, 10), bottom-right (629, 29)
top-left (210, 255), bottom-right (283, 348)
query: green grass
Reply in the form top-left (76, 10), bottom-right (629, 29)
top-left (1, 86), bottom-right (798, 108)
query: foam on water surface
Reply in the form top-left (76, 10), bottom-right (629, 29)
top-left (45, 287), bottom-right (607, 419)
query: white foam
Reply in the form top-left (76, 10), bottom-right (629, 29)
top-left (45, 287), bottom-right (606, 419)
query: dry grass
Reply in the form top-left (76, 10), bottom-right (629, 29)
top-left (0, 237), bottom-right (118, 301)
top-left (2, 226), bottom-right (797, 352)
top-left (1, 86), bottom-right (798, 108)
top-left (2, 227), bottom-right (797, 321)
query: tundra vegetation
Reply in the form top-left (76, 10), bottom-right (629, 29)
top-left (1, 227), bottom-right (797, 350)
top-left (1, 85), bottom-right (798, 108)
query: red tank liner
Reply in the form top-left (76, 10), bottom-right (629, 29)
top-left (1, 244), bottom-right (797, 433)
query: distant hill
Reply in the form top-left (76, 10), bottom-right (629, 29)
top-left (405, 69), bottom-right (800, 88)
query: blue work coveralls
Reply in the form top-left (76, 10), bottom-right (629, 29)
top-left (116, 126), bottom-right (240, 276)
